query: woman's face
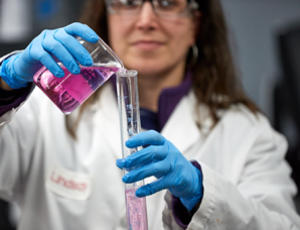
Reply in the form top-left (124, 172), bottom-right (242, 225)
top-left (107, 2), bottom-right (198, 77)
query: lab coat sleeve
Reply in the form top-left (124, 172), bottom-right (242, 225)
top-left (0, 53), bottom-right (39, 202)
top-left (0, 51), bottom-right (25, 125)
top-left (162, 112), bottom-right (300, 230)
top-left (0, 94), bottom-right (41, 203)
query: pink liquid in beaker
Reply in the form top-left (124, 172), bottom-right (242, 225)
top-left (125, 188), bottom-right (148, 230)
top-left (33, 65), bottom-right (119, 114)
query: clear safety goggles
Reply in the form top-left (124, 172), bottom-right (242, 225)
top-left (106, 0), bottom-right (199, 19)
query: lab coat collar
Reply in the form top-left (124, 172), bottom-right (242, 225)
top-left (161, 92), bottom-right (205, 154)
top-left (96, 84), bottom-right (123, 159)
top-left (99, 85), bottom-right (210, 159)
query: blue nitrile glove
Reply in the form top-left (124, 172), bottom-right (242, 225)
top-left (0, 22), bottom-right (99, 89)
top-left (116, 130), bottom-right (203, 211)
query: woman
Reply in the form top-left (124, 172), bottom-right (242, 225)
top-left (0, 0), bottom-right (299, 229)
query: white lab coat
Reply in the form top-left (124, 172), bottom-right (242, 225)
top-left (0, 72), bottom-right (299, 229)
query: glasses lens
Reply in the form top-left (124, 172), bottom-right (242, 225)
top-left (107, 0), bottom-right (197, 18)
top-left (108, 0), bottom-right (142, 14)
top-left (154, 0), bottom-right (188, 16)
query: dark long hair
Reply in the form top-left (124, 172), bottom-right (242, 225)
top-left (66, 0), bottom-right (258, 138)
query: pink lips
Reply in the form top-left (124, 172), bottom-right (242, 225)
top-left (132, 40), bottom-right (164, 50)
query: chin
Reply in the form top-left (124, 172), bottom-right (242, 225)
top-left (130, 66), bottom-right (163, 77)
top-left (124, 59), bottom-right (167, 77)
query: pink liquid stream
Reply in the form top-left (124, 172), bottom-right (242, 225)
top-left (125, 188), bottom-right (148, 230)
top-left (33, 65), bottom-right (119, 114)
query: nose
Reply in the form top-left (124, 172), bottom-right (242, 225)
top-left (135, 2), bottom-right (159, 31)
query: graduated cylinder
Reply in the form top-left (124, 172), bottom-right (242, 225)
top-left (116, 69), bottom-right (148, 230)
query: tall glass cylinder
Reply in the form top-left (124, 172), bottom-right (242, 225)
top-left (116, 69), bottom-right (148, 230)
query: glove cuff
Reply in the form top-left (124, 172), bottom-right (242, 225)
top-left (179, 161), bottom-right (204, 211)
top-left (0, 55), bottom-right (29, 89)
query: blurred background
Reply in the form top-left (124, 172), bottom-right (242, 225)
top-left (0, 0), bottom-right (300, 229)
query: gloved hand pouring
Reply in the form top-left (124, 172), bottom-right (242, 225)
top-left (0, 22), bottom-right (99, 89)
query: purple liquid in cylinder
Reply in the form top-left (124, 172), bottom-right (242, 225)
top-left (33, 65), bottom-right (119, 114)
top-left (125, 188), bottom-right (148, 230)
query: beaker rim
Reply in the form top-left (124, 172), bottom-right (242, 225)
top-left (116, 68), bottom-right (138, 78)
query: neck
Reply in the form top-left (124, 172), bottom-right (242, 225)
top-left (138, 62), bottom-right (186, 112)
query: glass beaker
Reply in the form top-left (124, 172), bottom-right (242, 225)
top-left (33, 37), bottom-right (123, 114)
